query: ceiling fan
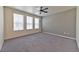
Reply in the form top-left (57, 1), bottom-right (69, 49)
top-left (39, 6), bottom-right (48, 14)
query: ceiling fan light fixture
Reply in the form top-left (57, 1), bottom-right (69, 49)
top-left (39, 6), bottom-right (48, 14)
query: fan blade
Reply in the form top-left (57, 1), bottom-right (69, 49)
top-left (39, 6), bottom-right (48, 14)
top-left (41, 10), bottom-right (48, 13)
top-left (42, 8), bottom-right (48, 10)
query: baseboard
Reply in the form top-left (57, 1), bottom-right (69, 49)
top-left (43, 32), bottom-right (76, 40)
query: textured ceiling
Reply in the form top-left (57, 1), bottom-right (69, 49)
top-left (8, 6), bottom-right (76, 17)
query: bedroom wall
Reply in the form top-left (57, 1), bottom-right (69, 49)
top-left (76, 7), bottom-right (79, 48)
top-left (4, 7), bottom-right (41, 40)
top-left (0, 6), bottom-right (4, 50)
top-left (42, 8), bottom-right (76, 39)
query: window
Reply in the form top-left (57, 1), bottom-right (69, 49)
top-left (34, 18), bottom-right (40, 29)
top-left (26, 16), bottom-right (33, 29)
top-left (13, 13), bottom-right (24, 31)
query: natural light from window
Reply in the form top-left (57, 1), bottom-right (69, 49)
top-left (26, 16), bottom-right (33, 29)
top-left (35, 18), bottom-right (39, 29)
top-left (13, 13), bottom-right (24, 31)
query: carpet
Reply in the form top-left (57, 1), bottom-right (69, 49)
top-left (1, 33), bottom-right (79, 52)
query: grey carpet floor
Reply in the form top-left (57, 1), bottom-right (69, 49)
top-left (1, 33), bottom-right (79, 52)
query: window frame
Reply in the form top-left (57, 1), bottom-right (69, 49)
top-left (34, 18), bottom-right (40, 29)
top-left (13, 13), bottom-right (24, 31)
top-left (26, 16), bottom-right (33, 30)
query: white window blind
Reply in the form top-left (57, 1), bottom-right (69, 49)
top-left (35, 18), bottom-right (39, 29)
top-left (26, 16), bottom-right (33, 29)
top-left (13, 13), bottom-right (24, 31)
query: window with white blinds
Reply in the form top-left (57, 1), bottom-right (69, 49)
top-left (34, 18), bottom-right (39, 29)
top-left (26, 16), bottom-right (33, 29)
top-left (13, 13), bottom-right (24, 31)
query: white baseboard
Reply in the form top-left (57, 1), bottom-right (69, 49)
top-left (43, 32), bottom-right (76, 40)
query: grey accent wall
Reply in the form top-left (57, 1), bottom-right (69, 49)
top-left (42, 8), bottom-right (76, 38)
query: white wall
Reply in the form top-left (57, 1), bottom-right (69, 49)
top-left (0, 6), bottom-right (4, 50)
top-left (76, 7), bottom-right (79, 48)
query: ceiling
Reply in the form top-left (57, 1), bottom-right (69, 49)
top-left (9, 6), bottom-right (76, 17)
